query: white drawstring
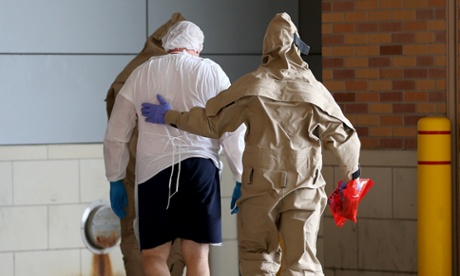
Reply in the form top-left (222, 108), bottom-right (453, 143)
top-left (164, 136), bottom-right (187, 209)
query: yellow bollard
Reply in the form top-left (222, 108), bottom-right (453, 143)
top-left (417, 117), bottom-right (452, 275)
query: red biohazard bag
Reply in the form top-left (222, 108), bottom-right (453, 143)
top-left (327, 178), bottom-right (374, 227)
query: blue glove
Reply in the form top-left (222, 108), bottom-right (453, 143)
top-left (141, 94), bottom-right (172, 124)
top-left (230, 181), bottom-right (242, 215)
top-left (110, 180), bottom-right (128, 219)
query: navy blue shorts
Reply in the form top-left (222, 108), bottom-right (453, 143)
top-left (137, 157), bottom-right (222, 250)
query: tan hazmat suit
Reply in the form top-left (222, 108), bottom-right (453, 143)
top-left (163, 13), bottom-right (361, 275)
top-left (105, 12), bottom-right (185, 276)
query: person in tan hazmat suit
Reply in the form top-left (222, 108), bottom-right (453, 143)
top-left (140, 13), bottom-right (362, 275)
top-left (105, 12), bottom-right (186, 276)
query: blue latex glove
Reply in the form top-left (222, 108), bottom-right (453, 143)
top-left (230, 181), bottom-right (242, 215)
top-left (141, 94), bottom-right (172, 124)
top-left (110, 180), bottom-right (128, 219)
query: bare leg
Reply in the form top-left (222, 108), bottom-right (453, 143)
top-left (181, 239), bottom-right (210, 276)
top-left (142, 241), bottom-right (172, 276)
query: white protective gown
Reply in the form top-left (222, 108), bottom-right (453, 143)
top-left (104, 51), bottom-right (245, 186)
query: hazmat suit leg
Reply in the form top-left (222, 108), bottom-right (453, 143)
top-left (119, 173), bottom-right (144, 275)
top-left (237, 186), bottom-right (326, 276)
top-left (168, 239), bottom-right (186, 276)
top-left (278, 187), bottom-right (326, 276)
top-left (237, 192), bottom-right (282, 275)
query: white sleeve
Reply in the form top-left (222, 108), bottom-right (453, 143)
top-left (219, 124), bottom-right (246, 182)
top-left (213, 62), bottom-right (231, 93)
top-left (103, 93), bottom-right (137, 182)
top-left (215, 64), bottom-right (244, 181)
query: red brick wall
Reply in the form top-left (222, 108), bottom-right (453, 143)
top-left (322, 0), bottom-right (448, 149)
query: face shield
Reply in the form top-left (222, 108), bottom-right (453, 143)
top-left (293, 33), bottom-right (310, 55)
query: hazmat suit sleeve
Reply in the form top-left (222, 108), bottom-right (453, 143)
top-left (311, 104), bottom-right (360, 182)
top-left (103, 91), bottom-right (137, 182)
top-left (165, 102), bottom-right (245, 183)
top-left (164, 95), bottom-right (245, 139)
top-left (165, 95), bottom-right (246, 182)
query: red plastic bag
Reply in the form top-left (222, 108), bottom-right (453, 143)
top-left (327, 178), bottom-right (374, 227)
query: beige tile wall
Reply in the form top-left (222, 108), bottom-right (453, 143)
top-left (0, 144), bottom-right (239, 276)
top-left (0, 144), bottom-right (125, 276)
top-left (0, 145), bottom-right (418, 275)
top-left (322, 150), bottom-right (418, 276)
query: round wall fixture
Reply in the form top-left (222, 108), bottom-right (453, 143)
top-left (81, 199), bottom-right (121, 254)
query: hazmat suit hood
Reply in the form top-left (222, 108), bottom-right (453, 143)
top-left (205, 12), bottom-right (354, 129)
top-left (261, 12), bottom-right (307, 79)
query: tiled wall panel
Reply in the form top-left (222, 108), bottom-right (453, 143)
top-left (0, 0), bottom-right (146, 53)
top-left (210, 240), bottom-right (239, 276)
top-left (0, 206), bottom-right (48, 251)
top-left (80, 159), bottom-right (109, 202)
top-left (148, 0), bottom-right (299, 54)
top-left (15, 250), bottom-right (81, 276)
top-left (48, 204), bottom-right (87, 249)
top-left (13, 160), bottom-right (79, 205)
top-left (0, 55), bottom-right (134, 144)
top-left (358, 220), bottom-right (417, 271)
top-left (0, 162), bottom-right (13, 205)
top-left (393, 168), bottom-right (417, 219)
top-left (0, 253), bottom-right (14, 276)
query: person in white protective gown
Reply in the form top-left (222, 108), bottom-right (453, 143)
top-left (103, 20), bottom-right (245, 276)
top-left (105, 12), bottom-right (187, 276)
top-left (140, 13), bottom-right (362, 276)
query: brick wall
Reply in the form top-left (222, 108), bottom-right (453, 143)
top-left (322, 0), bottom-right (449, 149)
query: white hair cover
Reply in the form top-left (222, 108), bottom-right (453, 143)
top-left (161, 21), bottom-right (204, 53)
